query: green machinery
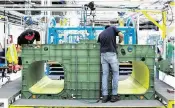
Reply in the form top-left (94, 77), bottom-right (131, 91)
top-left (21, 41), bottom-right (155, 100)
top-left (157, 60), bottom-right (174, 76)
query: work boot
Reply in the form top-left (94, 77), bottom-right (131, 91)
top-left (102, 95), bottom-right (109, 103)
top-left (110, 95), bottom-right (120, 102)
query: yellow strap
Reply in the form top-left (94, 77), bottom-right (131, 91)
top-left (6, 44), bottom-right (18, 64)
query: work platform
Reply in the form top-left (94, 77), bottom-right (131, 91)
top-left (10, 99), bottom-right (164, 108)
top-left (155, 79), bottom-right (175, 108)
top-left (0, 78), bottom-right (21, 108)
top-left (0, 78), bottom-right (174, 108)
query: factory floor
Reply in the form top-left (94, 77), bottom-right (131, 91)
top-left (0, 71), bottom-right (21, 88)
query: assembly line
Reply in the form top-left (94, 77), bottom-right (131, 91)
top-left (0, 0), bottom-right (175, 108)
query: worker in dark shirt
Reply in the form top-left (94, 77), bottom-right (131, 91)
top-left (98, 25), bottom-right (124, 103)
top-left (17, 29), bottom-right (41, 66)
top-left (17, 29), bottom-right (41, 46)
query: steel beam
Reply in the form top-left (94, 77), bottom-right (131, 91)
top-left (0, 4), bottom-right (164, 10)
top-left (0, 4), bottom-right (82, 8)
top-left (142, 11), bottom-right (167, 39)
top-left (0, 7), bottom-right (163, 12)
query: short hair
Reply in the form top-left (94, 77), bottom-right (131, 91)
top-left (105, 25), bottom-right (110, 29)
top-left (168, 40), bottom-right (171, 42)
top-left (26, 29), bottom-right (34, 36)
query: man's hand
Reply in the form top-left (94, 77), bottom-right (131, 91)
top-left (119, 41), bottom-right (124, 45)
top-left (35, 41), bottom-right (41, 48)
top-left (36, 41), bottom-right (41, 45)
top-left (35, 45), bottom-right (40, 48)
top-left (17, 45), bottom-right (22, 53)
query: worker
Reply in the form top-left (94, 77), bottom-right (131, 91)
top-left (17, 29), bottom-right (41, 66)
top-left (97, 25), bottom-right (124, 103)
top-left (166, 39), bottom-right (174, 64)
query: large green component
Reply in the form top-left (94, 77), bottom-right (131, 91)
top-left (21, 43), bottom-right (155, 100)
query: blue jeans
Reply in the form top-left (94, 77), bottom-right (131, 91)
top-left (101, 52), bottom-right (119, 96)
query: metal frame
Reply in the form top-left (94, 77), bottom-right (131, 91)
top-left (141, 11), bottom-right (167, 39)
top-left (140, 10), bottom-right (167, 60)
top-left (0, 6), bottom-right (163, 12)
top-left (143, 9), bottom-right (175, 108)
top-left (47, 26), bottom-right (137, 44)
top-left (0, 15), bottom-right (9, 65)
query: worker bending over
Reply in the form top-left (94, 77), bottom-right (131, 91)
top-left (98, 25), bottom-right (123, 103)
top-left (17, 29), bottom-right (41, 66)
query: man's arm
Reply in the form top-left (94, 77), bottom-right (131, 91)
top-left (34, 31), bottom-right (41, 45)
top-left (97, 35), bottom-right (100, 43)
top-left (118, 32), bottom-right (124, 43)
top-left (112, 26), bottom-right (124, 43)
top-left (17, 45), bottom-right (22, 53)
top-left (17, 36), bottom-right (22, 53)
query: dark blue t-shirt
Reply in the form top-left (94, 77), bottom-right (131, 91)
top-left (97, 26), bottom-right (120, 53)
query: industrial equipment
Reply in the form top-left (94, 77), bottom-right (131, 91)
top-left (20, 42), bottom-right (155, 100)
top-left (47, 26), bottom-right (137, 44)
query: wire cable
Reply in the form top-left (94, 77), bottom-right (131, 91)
top-left (160, 4), bottom-right (174, 27)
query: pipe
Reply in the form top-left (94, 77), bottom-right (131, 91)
top-left (8, 11), bottom-right (25, 17)
top-left (0, 4), bottom-right (82, 8)
top-left (136, 14), bottom-right (139, 44)
top-left (0, 11), bottom-right (23, 20)
top-left (0, 7), bottom-right (162, 12)
top-left (2, 15), bottom-right (21, 21)
top-left (0, 4), bottom-right (163, 10)
top-left (0, 4), bottom-right (163, 9)
top-left (0, 20), bottom-right (24, 26)
top-left (3, 16), bottom-right (8, 64)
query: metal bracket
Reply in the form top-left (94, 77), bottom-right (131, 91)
top-left (141, 11), bottom-right (167, 39)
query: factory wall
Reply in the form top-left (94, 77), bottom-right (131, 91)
top-left (9, 24), bottom-right (25, 44)
top-left (0, 22), bottom-right (24, 48)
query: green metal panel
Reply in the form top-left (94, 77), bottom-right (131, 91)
top-left (157, 60), bottom-right (173, 75)
top-left (21, 44), bottom-right (155, 100)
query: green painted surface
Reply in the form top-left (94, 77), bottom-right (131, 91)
top-left (21, 43), bottom-right (155, 100)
